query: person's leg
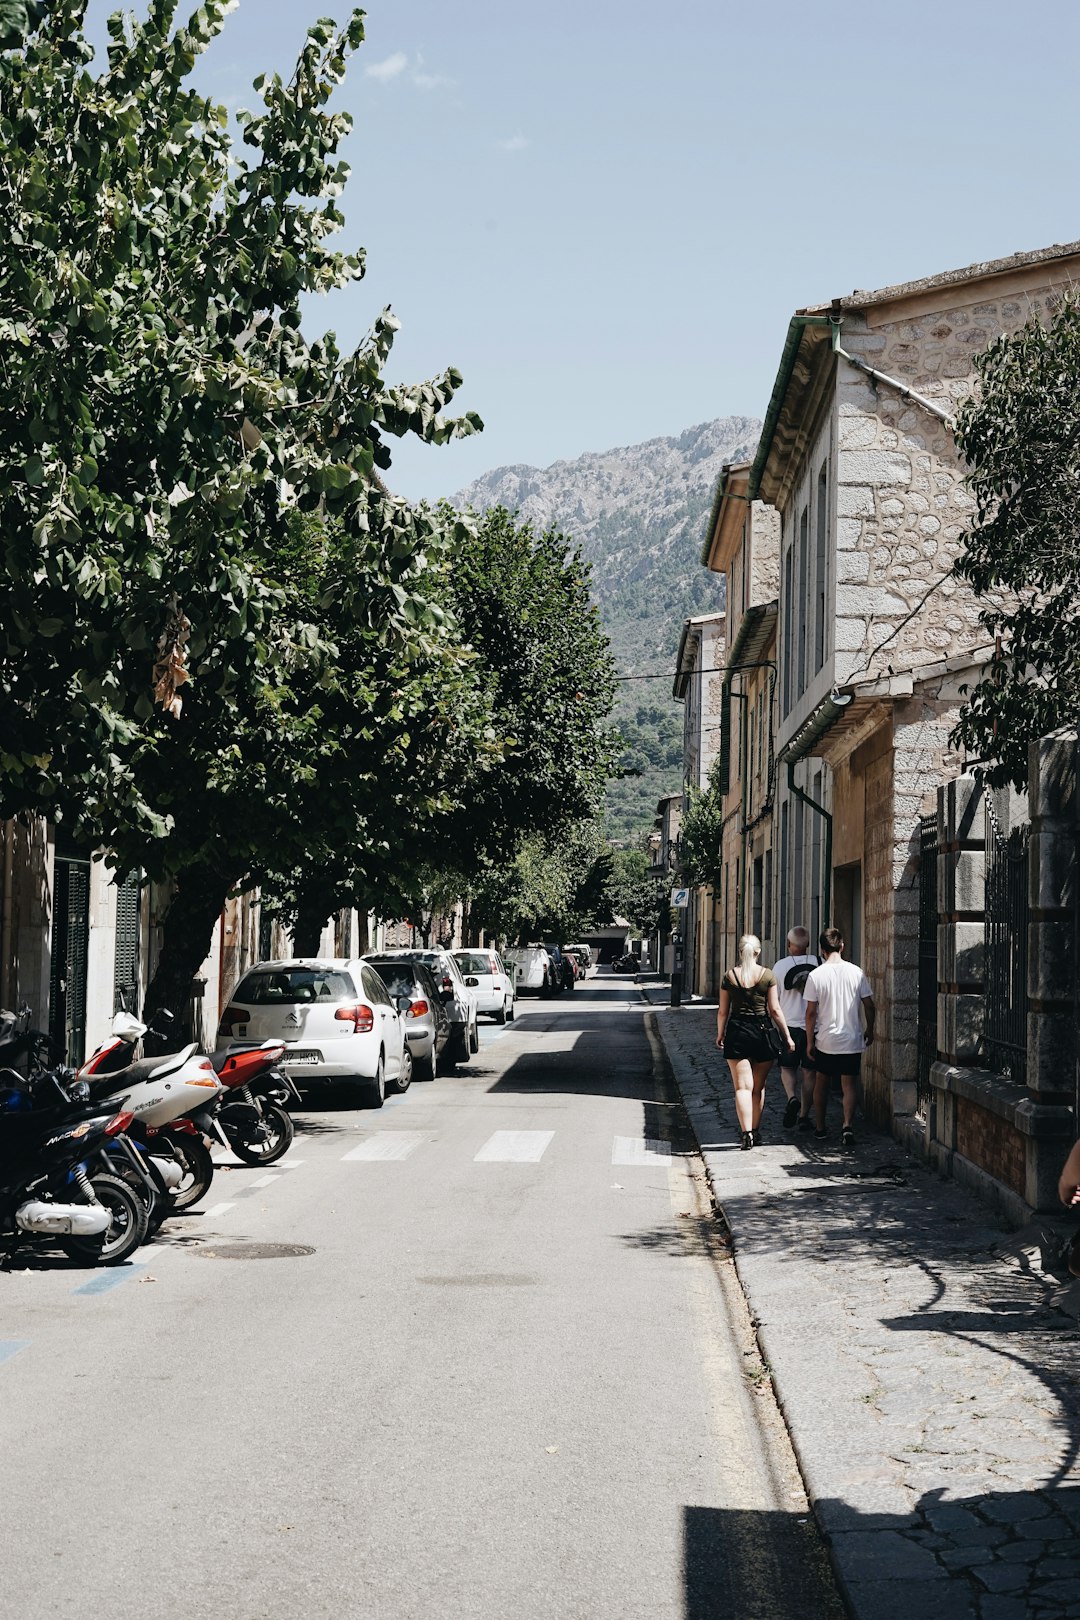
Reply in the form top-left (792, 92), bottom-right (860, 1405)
top-left (813, 1064), bottom-right (830, 1132)
top-left (751, 1061), bottom-right (771, 1131)
top-left (730, 1058), bottom-right (755, 1133)
top-left (799, 1063), bottom-right (815, 1121)
top-left (778, 1057), bottom-right (797, 1102)
top-left (841, 1073), bottom-right (858, 1129)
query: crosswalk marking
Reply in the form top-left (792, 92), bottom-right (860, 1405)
top-left (248, 1173), bottom-right (280, 1189)
top-left (474, 1130), bottom-right (554, 1163)
top-left (611, 1136), bottom-right (672, 1165)
top-left (342, 1133), bottom-right (425, 1162)
top-left (203, 1202), bottom-right (236, 1219)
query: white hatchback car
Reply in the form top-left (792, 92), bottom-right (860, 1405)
top-left (452, 949), bottom-right (516, 1024)
top-left (217, 958), bottom-right (409, 1107)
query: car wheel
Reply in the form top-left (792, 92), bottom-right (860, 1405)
top-left (494, 1003), bottom-right (507, 1026)
top-left (366, 1052), bottom-right (386, 1108)
top-left (506, 997), bottom-right (515, 1022)
top-left (413, 1049), bottom-right (436, 1081)
top-left (469, 1020), bottom-right (479, 1054)
top-left (388, 1045), bottom-right (412, 1094)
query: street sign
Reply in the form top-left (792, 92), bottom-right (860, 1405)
top-left (670, 887), bottom-right (690, 908)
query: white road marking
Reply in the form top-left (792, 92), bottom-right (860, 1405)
top-left (474, 1130), bottom-right (554, 1163)
top-left (611, 1136), bottom-right (672, 1166)
top-left (248, 1173), bottom-right (280, 1189)
top-left (277, 1160), bottom-right (304, 1170)
top-left (203, 1202), bottom-right (236, 1219)
top-left (342, 1133), bottom-right (425, 1162)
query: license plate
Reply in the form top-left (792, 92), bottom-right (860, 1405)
top-left (286, 1050), bottom-right (322, 1065)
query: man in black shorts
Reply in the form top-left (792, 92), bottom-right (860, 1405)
top-left (803, 927), bottom-right (875, 1151)
top-left (770, 927), bottom-right (818, 1130)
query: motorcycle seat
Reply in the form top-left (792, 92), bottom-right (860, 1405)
top-left (91, 1044), bottom-right (199, 1090)
top-left (209, 1040), bottom-right (283, 1075)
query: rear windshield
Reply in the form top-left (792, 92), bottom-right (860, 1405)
top-left (367, 962), bottom-right (420, 998)
top-left (234, 968), bottom-right (355, 1005)
top-left (455, 952), bottom-right (494, 974)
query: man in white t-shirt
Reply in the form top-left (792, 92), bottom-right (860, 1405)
top-left (803, 926), bottom-right (875, 1151)
top-left (770, 926), bottom-right (819, 1132)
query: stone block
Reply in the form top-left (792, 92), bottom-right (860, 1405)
top-left (1026, 1009), bottom-right (1074, 1095)
top-left (1028, 827), bottom-right (1076, 912)
top-left (939, 848), bottom-right (985, 915)
top-left (833, 617), bottom-right (867, 652)
top-left (939, 991), bottom-right (983, 1063)
top-left (1028, 728), bottom-right (1077, 826)
top-left (836, 484), bottom-right (875, 519)
top-left (937, 920), bottom-right (984, 987)
top-left (1027, 916), bottom-right (1073, 1003)
top-left (836, 549), bottom-right (870, 583)
top-left (938, 774), bottom-right (982, 847)
top-left (841, 449), bottom-right (914, 486)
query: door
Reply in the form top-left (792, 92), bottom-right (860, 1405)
top-left (832, 862), bottom-right (862, 964)
top-left (49, 850), bottom-right (91, 1065)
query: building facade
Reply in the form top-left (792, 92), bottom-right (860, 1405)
top-left (673, 611), bottom-right (725, 997)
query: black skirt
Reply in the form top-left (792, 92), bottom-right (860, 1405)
top-left (724, 1014), bottom-right (777, 1064)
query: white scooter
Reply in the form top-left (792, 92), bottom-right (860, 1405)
top-left (78, 1012), bottom-right (225, 1218)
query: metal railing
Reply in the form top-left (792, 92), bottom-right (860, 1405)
top-left (983, 800), bottom-right (1029, 1084)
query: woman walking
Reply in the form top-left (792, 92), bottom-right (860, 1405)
top-left (715, 934), bottom-right (795, 1150)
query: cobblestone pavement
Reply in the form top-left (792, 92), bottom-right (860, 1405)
top-left (643, 989), bottom-right (1080, 1620)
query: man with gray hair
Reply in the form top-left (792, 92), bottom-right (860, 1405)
top-left (771, 926), bottom-right (819, 1130)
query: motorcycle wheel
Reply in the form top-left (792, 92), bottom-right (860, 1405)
top-left (226, 1103), bottom-right (294, 1166)
top-left (164, 1133), bottom-right (215, 1211)
top-left (61, 1174), bottom-right (148, 1267)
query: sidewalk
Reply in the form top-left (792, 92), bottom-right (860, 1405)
top-left (642, 988), bottom-right (1080, 1620)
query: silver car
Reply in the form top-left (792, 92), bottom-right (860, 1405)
top-left (370, 948), bottom-right (479, 1064)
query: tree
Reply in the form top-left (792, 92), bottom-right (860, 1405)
top-left (0, 4), bottom-right (484, 1011)
top-left (468, 825), bottom-right (613, 944)
top-left (608, 846), bottom-right (665, 938)
top-left (678, 772), bottom-right (724, 891)
top-left (952, 297), bottom-right (1080, 786)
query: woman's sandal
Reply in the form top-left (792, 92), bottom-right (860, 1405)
top-left (740, 1130), bottom-right (754, 1151)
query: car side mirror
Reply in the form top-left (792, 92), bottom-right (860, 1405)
top-left (464, 976), bottom-right (479, 988)
top-left (396, 994), bottom-right (412, 1015)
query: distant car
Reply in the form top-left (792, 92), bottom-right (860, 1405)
top-left (216, 958), bottom-right (409, 1106)
top-left (452, 950), bottom-right (516, 1024)
top-left (612, 953), bottom-right (640, 974)
top-left (504, 945), bottom-right (555, 996)
top-left (371, 948), bottom-right (479, 1065)
top-left (545, 945), bottom-right (576, 992)
top-left (364, 957), bottom-right (451, 1080)
top-left (564, 944), bottom-right (593, 973)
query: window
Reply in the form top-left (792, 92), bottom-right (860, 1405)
top-left (764, 848), bottom-right (773, 943)
top-left (810, 768), bottom-right (823, 940)
top-left (814, 461), bottom-right (829, 672)
top-left (752, 856), bottom-right (764, 939)
top-left (782, 540), bottom-right (795, 715)
top-left (797, 504), bottom-right (810, 697)
top-left (234, 967), bottom-right (356, 1005)
top-left (362, 966), bottom-right (393, 1006)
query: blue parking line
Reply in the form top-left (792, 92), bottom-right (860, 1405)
top-left (72, 1265), bottom-right (146, 1297)
top-left (0, 1340), bottom-right (30, 1366)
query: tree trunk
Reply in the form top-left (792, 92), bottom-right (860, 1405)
top-left (293, 896), bottom-right (330, 958)
top-left (144, 864), bottom-right (233, 1024)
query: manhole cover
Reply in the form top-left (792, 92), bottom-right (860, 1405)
top-left (193, 1242), bottom-right (315, 1260)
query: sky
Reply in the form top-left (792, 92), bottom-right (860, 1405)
top-left (102, 0), bottom-right (1080, 499)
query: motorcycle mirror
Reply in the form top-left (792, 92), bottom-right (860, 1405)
top-left (150, 1008), bottom-right (175, 1030)
top-left (68, 1079), bottom-right (90, 1104)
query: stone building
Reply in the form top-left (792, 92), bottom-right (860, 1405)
top-left (712, 238), bottom-right (1080, 1133)
top-left (699, 462), bottom-right (780, 986)
top-left (673, 610), bottom-right (725, 996)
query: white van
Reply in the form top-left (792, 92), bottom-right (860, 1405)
top-left (503, 946), bottom-right (555, 995)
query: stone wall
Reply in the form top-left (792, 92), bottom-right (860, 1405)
top-left (834, 282), bottom-right (1070, 688)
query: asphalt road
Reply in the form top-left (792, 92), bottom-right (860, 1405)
top-left (0, 973), bottom-right (843, 1620)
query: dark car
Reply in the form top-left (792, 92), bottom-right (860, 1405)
top-left (365, 958), bottom-right (452, 1080)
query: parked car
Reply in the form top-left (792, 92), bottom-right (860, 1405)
top-left (370, 949), bottom-right (478, 1065)
top-left (564, 944), bottom-right (593, 973)
top-left (545, 944), bottom-right (576, 992)
top-left (452, 949), bottom-right (516, 1025)
top-left (504, 945), bottom-right (556, 996)
top-left (216, 959), bottom-right (409, 1106)
top-left (364, 957), bottom-right (451, 1080)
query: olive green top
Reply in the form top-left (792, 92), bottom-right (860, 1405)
top-left (722, 967), bottom-right (775, 1018)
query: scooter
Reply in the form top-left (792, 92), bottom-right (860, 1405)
top-left (0, 1066), bottom-right (148, 1266)
top-left (200, 1042), bottom-right (297, 1166)
top-left (78, 1012), bottom-right (224, 1214)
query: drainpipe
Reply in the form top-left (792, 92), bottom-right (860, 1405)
top-left (830, 316), bottom-right (954, 428)
top-left (0, 821), bottom-right (13, 1007)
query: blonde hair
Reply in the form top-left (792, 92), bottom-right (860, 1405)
top-left (737, 934), bottom-right (761, 983)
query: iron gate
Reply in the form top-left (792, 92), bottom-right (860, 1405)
top-left (49, 852), bottom-right (90, 1066)
top-left (917, 815), bottom-right (939, 1114)
top-left (983, 801), bottom-right (1028, 1083)
top-left (113, 870), bottom-right (141, 1013)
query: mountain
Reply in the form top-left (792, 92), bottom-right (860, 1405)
top-left (454, 415), bottom-right (762, 838)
